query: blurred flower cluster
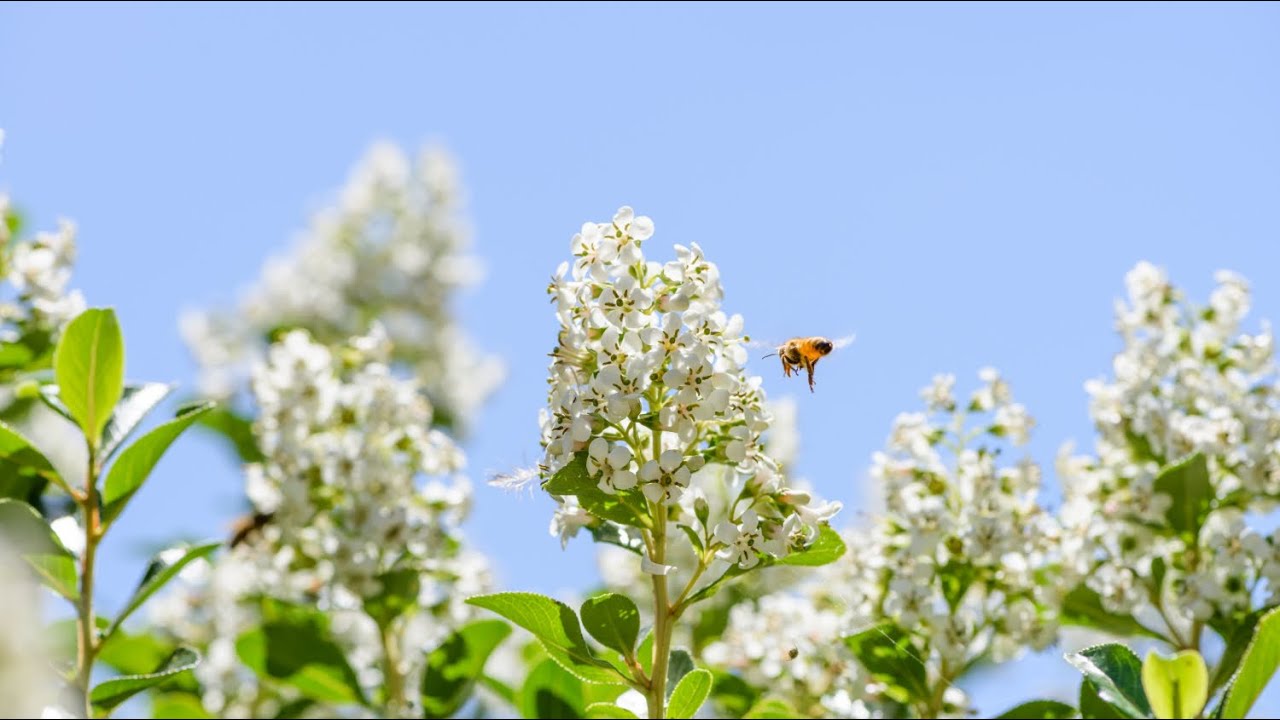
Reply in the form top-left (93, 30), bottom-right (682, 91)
top-left (702, 564), bottom-right (882, 719)
top-left (154, 327), bottom-right (490, 716)
top-left (1059, 262), bottom-right (1280, 628)
top-left (838, 371), bottom-right (1060, 715)
top-left (0, 137), bottom-right (86, 355)
top-left (181, 142), bottom-right (502, 431)
top-left (540, 206), bottom-right (841, 576)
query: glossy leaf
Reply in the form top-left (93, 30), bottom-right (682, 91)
top-left (1209, 607), bottom-right (1270, 697)
top-left (100, 402), bottom-right (214, 525)
top-left (995, 700), bottom-right (1077, 718)
top-left (667, 668), bottom-right (712, 719)
top-left (1152, 453), bottom-right (1212, 539)
top-left (1061, 585), bottom-right (1166, 641)
top-left (581, 593), bottom-right (640, 659)
top-left (1219, 606), bottom-right (1280, 719)
top-left (467, 592), bottom-right (624, 684)
top-left (775, 524), bottom-right (846, 566)
top-left (89, 646), bottom-right (200, 714)
top-left (0, 498), bottom-right (78, 600)
top-left (521, 657), bottom-right (585, 719)
top-left (743, 697), bottom-right (800, 718)
top-left (844, 623), bottom-right (929, 705)
top-left (363, 568), bottom-right (420, 629)
top-left (111, 541), bottom-right (220, 635)
top-left (422, 619), bottom-right (512, 719)
top-left (236, 604), bottom-right (366, 706)
top-left (99, 382), bottom-right (173, 461)
top-left (1080, 680), bottom-right (1127, 720)
top-left (666, 649), bottom-right (694, 699)
top-left (54, 308), bottom-right (125, 445)
top-left (151, 691), bottom-right (213, 719)
top-left (0, 419), bottom-right (66, 495)
top-left (584, 703), bottom-right (639, 719)
top-left (1141, 649), bottom-right (1207, 719)
top-left (543, 453), bottom-right (645, 527)
top-left (1067, 643), bottom-right (1153, 719)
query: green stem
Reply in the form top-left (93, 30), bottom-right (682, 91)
top-left (646, 499), bottom-right (672, 720)
top-left (380, 621), bottom-right (407, 717)
top-left (76, 446), bottom-right (101, 718)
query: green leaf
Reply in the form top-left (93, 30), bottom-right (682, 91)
top-left (939, 560), bottom-right (978, 611)
top-left (637, 631), bottom-right (653, 676)
top-left (467, 592), bottom-right (625, 684)
top-left (1066, 643), bottom-right (1153, 718)
top-left (480, 673), bottom-right (518, 709)
top-left (363, 568), bottom-right (420, 629)
top-left (584, 703), bottom-right (639, 719)
top-left (236, 603), bottom-right (366, 706)
top-left (0, 419), bottom-right (66, 495)
top-left (1142, 649), bottom-right (1207, 719)
top-left (711, 671), bottom-right (760, 717)
top-left (422, 619), bottom-right (512, 719)
top-left (743, 696), bottom-right (800, 718)
top-left (589, 522), bottom-right (647, 555)
top-left (99, 382), bottom-right (173, 462)
top-left (543, 453), bottom-right (646, 527)
top-left (54, 308), bottom-right (125, 446)
top-left (581, 593), bottom-right (640, 659)
top-left (194, 405), bottom-right (265, 464)
top-left (98, 628), bottom-right (179, 676)
top-left (844, 623), bottom-right (930, 705)
top-left (151, 691), bottom-right (212, 719)
top-left (667, 668), bottom-right (712, 719)
top-left (1219, 605), bottom-right (1280, 719)
top-left (89, 646), bottom-right (200, 714)
top-left (522, 657), bottom-right (585, 719)
top-left (0, 342), bottom-right (34, 369)
top-left (110, 541), bottom-right (220, 636)
top-left (775, 524), bottom-right (846, 566)
top-left (100, 402), bottom-right (214, 526)
top-left (995, 700), bottom-right (1077, 718)
top-left (1209, 607), bottom-right (1270, 697)
top-left (1062, 585), bottom-right (1166, 641)
top-left (1152, 453), bottom-right (1212, 539)
top-left (0, 498), bottom-right (78, 600)
top-left (1080, 680), bottom-right (1127, 719)
top-left (666, 649), bottom-right (694, 699)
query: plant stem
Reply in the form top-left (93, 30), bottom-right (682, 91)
top-left (76, 447), bottom-right (101, 718)
top-left (380, 621), bottom-right (407, 718)
top-left (646, 499), bottom-right (672, 720)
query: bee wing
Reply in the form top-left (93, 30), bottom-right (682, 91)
top-left (831, 334), bottom-right (856, 349)
top-left (745, 338), bottom-right (784, 357)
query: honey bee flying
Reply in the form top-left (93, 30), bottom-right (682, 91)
top-left (760, 335), bottom-right (854, 392)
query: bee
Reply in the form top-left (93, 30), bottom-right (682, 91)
top-left (762, 335), bottom-right (854, 392)
top-left (228, 511), bottom-right (275, 549)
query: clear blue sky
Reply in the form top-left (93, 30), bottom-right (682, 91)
top-left (3, 2), bottom-right (1279, 713)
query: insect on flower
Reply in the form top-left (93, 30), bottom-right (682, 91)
top-left (757, 335), bottom-right (854, 392)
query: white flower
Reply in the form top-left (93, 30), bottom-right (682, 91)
top-left (182, 142), bottom-right (502, 430)
top-left (550, 498), bottom-right (593, 550)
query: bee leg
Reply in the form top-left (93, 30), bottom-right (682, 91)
top-left (780, 355), bottom-right (791, 378)
top-left (806, 359), bottom-right (817, 392)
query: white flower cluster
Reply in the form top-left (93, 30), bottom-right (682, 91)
top-left (851, 371), bottom-right (1061, 682)
top-left (541, 207), bottom-right (840, 570)
top-left (0, 170), bottom-right (86, 342)
top-left (703, 577), bottom-right (881, 719)
top-left (1059, 262), bottom-right (1280, 622)
top-left (182, 142), bottom-right (502, 430)
top-left (154, 327), bottom-right (490, 715)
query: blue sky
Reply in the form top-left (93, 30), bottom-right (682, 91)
top-left (2, 2), bottom-right (1279, 713)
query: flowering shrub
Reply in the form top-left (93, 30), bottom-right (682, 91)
top-left (1, 127), bottom-right (1278, 720)
top-left (471, 207), bottom-right (845, 720)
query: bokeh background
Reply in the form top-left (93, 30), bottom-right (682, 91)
top-left (3, 1), bottom-right (1279, 712)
